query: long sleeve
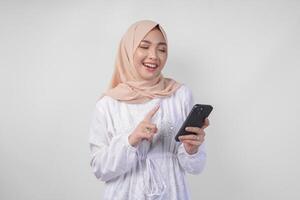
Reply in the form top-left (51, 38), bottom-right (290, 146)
top-left (89, 102), bottom-right (138, 182)
top-left (177, 142), bottom-right (206, 174)
top-left (176, 85), bottom-right (207, 174)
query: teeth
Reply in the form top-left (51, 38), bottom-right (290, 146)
top-left (144, 63), bottom-right (157, 68)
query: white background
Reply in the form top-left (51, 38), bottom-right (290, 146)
top-left (1, 0), bottom-right (299, 199)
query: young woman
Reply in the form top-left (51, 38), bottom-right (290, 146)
top-left (89, 20), bottom-right (210, 200)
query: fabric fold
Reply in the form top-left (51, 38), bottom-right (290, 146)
top-left (137, 140), bottom-right (166, 199)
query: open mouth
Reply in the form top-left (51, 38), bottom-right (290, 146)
top-left (143, 63), bottom-right (158, 72)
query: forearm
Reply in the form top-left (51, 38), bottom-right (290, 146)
top-left (90, 134), bottom-right (137, 182)
top-left (177, 142), bottom-right (206, 174)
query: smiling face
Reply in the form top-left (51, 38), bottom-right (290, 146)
top-left (133, 27), bottom-right (168, 81)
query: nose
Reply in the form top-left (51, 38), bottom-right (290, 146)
top-left (148, 48), bottom-right (158, 60)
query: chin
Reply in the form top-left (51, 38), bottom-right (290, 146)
top-left (143, 74), bottom-right (160, 81)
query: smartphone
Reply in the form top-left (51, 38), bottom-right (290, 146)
top-left (175, 104), bottom-right (213, 142)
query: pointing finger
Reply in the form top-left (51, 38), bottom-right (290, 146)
top-left (144, 104), bottom-right (160, 122)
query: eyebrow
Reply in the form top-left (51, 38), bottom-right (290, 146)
top-left (141, 40), bottom-right (167, 46)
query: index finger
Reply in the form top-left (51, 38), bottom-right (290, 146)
top-left (144, 104), bottom-right (160, 121)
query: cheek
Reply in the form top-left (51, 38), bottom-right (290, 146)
top-left (159, 54), bottom-right (167, 65)
top-left (133, 51), bottom-right (145, 65)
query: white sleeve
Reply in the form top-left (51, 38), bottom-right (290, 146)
top-left (176, 85), bottom-right (207, 174)
top-left (88, 103), bottom-right (138, 182)
top-left (177, 142), bottom-right (207, 174)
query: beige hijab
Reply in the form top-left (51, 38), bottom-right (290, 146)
top-left (100, 20), bottom-right (182, 104)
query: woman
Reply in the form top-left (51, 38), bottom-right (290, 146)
top-left (89, 20), bottom-right (210, 200)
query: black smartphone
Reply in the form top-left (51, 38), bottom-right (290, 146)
top-left (175, 104), bottom-right (213, 142)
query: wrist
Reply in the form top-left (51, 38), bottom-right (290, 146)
top-left (184, 144), bottom-right (198, 155)
top-left (187, 149), bottom-right (198, 155)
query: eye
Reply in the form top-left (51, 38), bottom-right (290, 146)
top-left (139, 45), bottom-right (149, 49)
top-left (159, 49), bottom-right (166, 52)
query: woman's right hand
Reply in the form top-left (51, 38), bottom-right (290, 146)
top-left (128, 104), bottom-right (160, 147)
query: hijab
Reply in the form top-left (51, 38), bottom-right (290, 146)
top-left (100, 20), bottom-right (182, 104)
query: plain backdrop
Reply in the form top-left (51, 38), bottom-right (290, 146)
top-left (1, 0), bottom-right (299, 199)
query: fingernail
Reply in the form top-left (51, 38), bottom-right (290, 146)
top-left (185, 127), bottom-right (189, 131)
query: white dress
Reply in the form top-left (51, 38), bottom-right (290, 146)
top-left (89, 84), bottom-right (206, 200)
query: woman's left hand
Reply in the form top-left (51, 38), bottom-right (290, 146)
top-left (178, 118), bottom-right (210, 155)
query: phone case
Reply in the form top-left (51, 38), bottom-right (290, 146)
top-left (175, 104), bottom-right (213, 142)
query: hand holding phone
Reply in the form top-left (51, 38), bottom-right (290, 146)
top-left (175, 104), bottom-right (213, 142)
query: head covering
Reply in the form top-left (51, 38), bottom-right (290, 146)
top-left (100, 19), bottom-right (182, 104)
